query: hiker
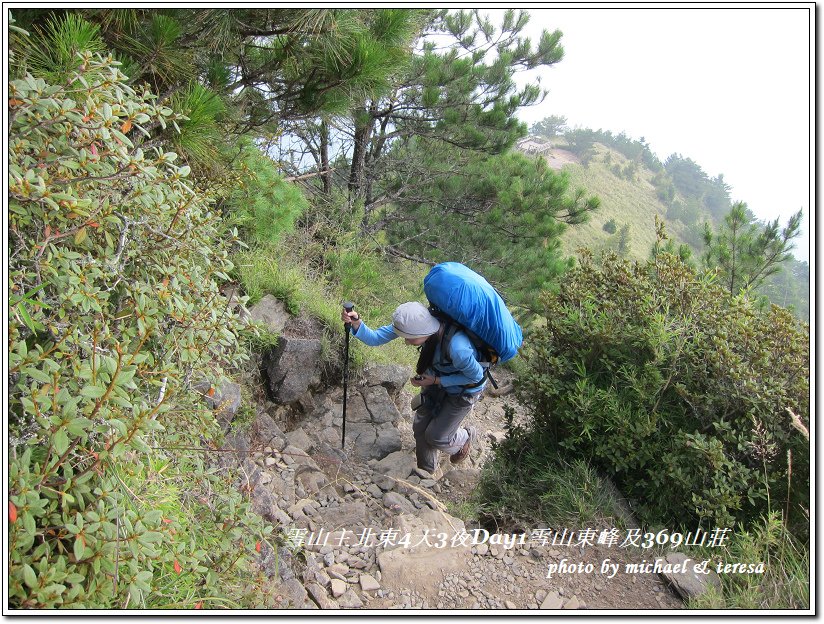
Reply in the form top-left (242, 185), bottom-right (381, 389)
top-left (340, 301), bottom-right (482, 473)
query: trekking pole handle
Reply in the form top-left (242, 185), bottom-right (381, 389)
top-left (342, 302), bottom-right (355, 329)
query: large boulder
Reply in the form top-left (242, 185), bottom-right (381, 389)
top-left (265, 337), bottom-right (323, 404)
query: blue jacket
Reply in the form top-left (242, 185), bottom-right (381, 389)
top-left (351, 322), bottom-right (486, 395)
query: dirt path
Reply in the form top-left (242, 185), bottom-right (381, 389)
top-left (241, 367), bottom-right (684, 611)
top-left (365, 373), bottom-right (683, 610)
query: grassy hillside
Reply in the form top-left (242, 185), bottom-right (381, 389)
top-left (545, 143), bottom-right (696, 262)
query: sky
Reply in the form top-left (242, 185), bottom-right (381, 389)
top-left (502, 5), bottom-right (813, 263)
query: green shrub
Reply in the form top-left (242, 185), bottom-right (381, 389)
top-left (602, 218), bottom-right (618, 234)
top-left (516, 246), bottom-right (810, 533)
top-left (8, 50), bottom-right (267, 608)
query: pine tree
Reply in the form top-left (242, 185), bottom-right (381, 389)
top-left (702, 202), bottom-right (802, 295)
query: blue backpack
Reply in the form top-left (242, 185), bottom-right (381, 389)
top-left (423, 263), bottom-right (523, 385)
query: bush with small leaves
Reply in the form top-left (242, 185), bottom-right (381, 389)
top-left (8, 50), bottom-right (268, 608)
top-left (516, 246), bottom-right (810, 533)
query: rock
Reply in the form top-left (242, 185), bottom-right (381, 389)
top-left (219, 429), bottom-right (251, 469)
top-left (296, 466), bottom-right (328, 495)
top-left (342, 392), bottom-right (373, 424)
top-left (338, 589), bottom-right (364, 609)
top-left (382, 492), bottom-right (417, 515)
top-left (374, 451), bottom-right (417, 480)
top-left (563, 595), bottom-right (580, 609)
top-left (487, 382), bottom-right (514, 397)
top-left (487, 430), bottom-right (507, 444)
top-left (252, 411), bottom-right (287, 451)
top-left (282, 578), bottom-right (311, 608)
top-left (373, 423), bottom-right (402, 459)
top-left (476, 543), bottom-right (489, 556)
top-left (505, 600), bottom-right (517, 609)
top-left (327, 563), bottom-right (349, 577)
top-left (659, 552), bottom-right (722, 601)
top-left (306, 581), bottom-right (338, 609)
top-left (287, 500), bottom-right (313, 518)
top-left (345, 422), bottom-right (377, 458)
top-left (248, 294), bottom-right (290, 333)
top-left (364, 365), bottom-right (410, 400)
top-left (442, 468), bottom-right (482, 491)
top-left (330, 579), bottom-right (347, 598)
top-left (540, 591), bottom-right (564, 609)
top-left (367, 484), bottom-right (383, 499)
top-left (377, 510), bottom-right (472, 597)
top-left (286, 427), bottom-right (314, 452)
top-left (248, 484), bottom-right (279, 523)
top-left (317, 501), bottom-right (369, 532)
top-left (373, 475), bottom-right (395, 491)
top-left (282, 444), bottom-right (319, 470)
top-left (360, 385), bottom-right (401, 424)
top-left (264, 336), bottom-right (323, 404)
top-left (359, 574), bottom-right (381, 591)
top-left (535, 589), bottom-right (547, 603)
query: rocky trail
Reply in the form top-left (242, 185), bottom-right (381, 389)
top-left (201, 295), bottom-right (707, 611)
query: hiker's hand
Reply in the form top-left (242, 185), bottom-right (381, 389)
top-left (411, 374), bottom-right (438, 387)
top-left (341, 309), bottom-right (360, 330)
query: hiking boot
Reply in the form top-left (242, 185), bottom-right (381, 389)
top-left (450, 425), bottom-right (477, 465)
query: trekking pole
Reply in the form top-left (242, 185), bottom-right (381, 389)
top-left (341, 302), bottom-right (355, 449)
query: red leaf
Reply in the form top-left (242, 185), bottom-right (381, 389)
top-left (194, 602), bottom-right (203, 609)
top-left (90, 143), bottom-right (98, 156)
top-left (121, 120), bottom-right (133, 133)
top-left (174, 559), bottom-right (182, 575)
top-left (9, 501), bottom-right (17, 524)
top-left (162, 518), bottom-right (173, 524)
top-left (255, 541), bottom-right (261, 553)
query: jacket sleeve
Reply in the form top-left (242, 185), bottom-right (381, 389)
top-left (351, 322), bottom-right (398, 347)
top-left (438, 333), bottom-right (485, 389)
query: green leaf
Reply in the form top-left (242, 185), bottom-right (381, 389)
top-left (108, 419), bottom-right (128, 437)
top-left (53, 427), bottom-right (69, 455)
top-left (22, 564), bottom-right (38, 589)
top-left (23, 367), bottom-right (52, 384)
top-left (66, 418), bottom-right (92, 437)
top-left (80, 385), bottom-right (106, 399)
top-left (73, 536), bottom-right (85, 561)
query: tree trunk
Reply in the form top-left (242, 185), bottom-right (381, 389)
top-left (348, 106), bottom-right (374, 205)
top-left (320, 119), bottom-right (331, 195)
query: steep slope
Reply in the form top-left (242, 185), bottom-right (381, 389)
top-left (540, 143), bottom-right (696, 263)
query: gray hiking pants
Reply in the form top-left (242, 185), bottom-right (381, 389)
top-left (412, 386), bottom-right (481, 473)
